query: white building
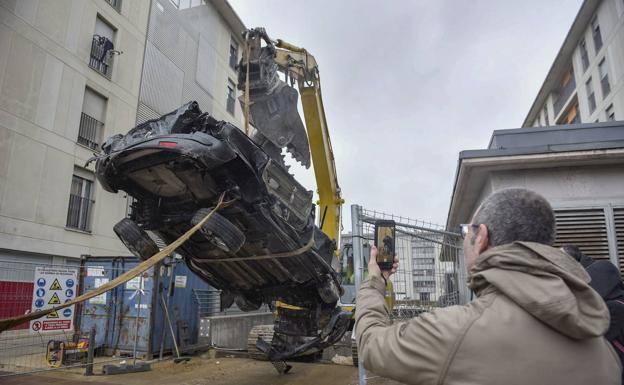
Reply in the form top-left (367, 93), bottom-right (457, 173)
top-left (524, 0), bottom-right (624, 127)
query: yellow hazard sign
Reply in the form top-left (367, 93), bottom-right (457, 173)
top-left (48, 293), bottom-right (61, 305)
top-left (49, 278), bottom-right (62, 291)
top-left (46, 310), bottom-right (59, 319)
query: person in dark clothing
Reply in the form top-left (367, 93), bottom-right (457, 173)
top-left (561, 244), bottom-right (595, 268)
top-left (562, 245), bottom-right (624, 381)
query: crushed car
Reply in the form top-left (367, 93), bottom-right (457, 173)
top-left (90, 101), bottom-right (350, 361)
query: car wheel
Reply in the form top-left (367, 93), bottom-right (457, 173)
top-left (191, 209), bottom-right (245, 253)
top-left (113, 218), bottom-right (160, 261)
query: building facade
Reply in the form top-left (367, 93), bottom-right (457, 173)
top-left (0, 0), bottom-right (150, 268)
top-left (523, 0), bottom-right (624, 127)
top-left (136, 0), bottom-right (245, 126)
top-left (446, 124), bottom-right (624, 276)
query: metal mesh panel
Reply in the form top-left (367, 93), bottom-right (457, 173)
top-left (349, 206), bottom-right (466, 321)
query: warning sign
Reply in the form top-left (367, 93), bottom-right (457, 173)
top-left (48, 292), bottom-right (61, 305)
top-left (30, 266), bottom-right (78, 333)
top-left (50, 278), bottom-right (62, 291)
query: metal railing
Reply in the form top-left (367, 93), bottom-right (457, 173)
top-left (78, 113), bottom-right (103, 151)
top-left (104, 0), bottom-right (121, 12)
top-left (66, 194), bottom-right (94, 232)
top-left (553, 76), bottom-right (576, 117)
top-left (89, 36), bottom-right (113, 79)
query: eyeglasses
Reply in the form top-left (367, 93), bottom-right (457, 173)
top-left (459, 223), bottom-right (479, 239)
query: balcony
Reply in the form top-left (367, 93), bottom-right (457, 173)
top-left (89, 36), bottom-right (114, 79)
top-left (553, 76), bottom-right (576, 117)
top-left (78, 113), bottom-right (103, 150)
top-left (66, 194), bottom-right (94, 232)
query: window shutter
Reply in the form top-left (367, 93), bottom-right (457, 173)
top-left (553, 208), bottom-right (610, 261)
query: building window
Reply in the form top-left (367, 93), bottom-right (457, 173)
top-left (229, 38), bottom-right (238, 70)
top-left (579, 38), bottom-right (589, 72)
top-left (90, 16), bottom-right (116, 79)
top-left (419, 292), bottom-right (431, 302)
top-left (226, 79), bottom-right (236, 115)
top-left (586, 77), bottom-right (596, 113)
top-left (78, 88), bottom-right (106, 150)
top-left (66, 174), bottom-right (95, 232)
top-left (543, 105), bottom-right (549, 126)
top-left (104, 0), bottom-right (121, 12)
top-left (607, 104), bottom-right (615, 121)
top-left (599, 58), bottom-right (611, 98)
top-left (591, 16), bottom-right (602, 53)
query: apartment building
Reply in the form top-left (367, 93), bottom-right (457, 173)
top-left (0, 0), bottom-right (150, 268)
top-left (136, 0), bottom-right (245, 126)
top-left (523, 0), bottom-right (624, 127)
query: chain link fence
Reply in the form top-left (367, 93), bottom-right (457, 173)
top-left (349, 205), bottom-right (467, 384)
top-left (0, 258), bottom-right (173, 377)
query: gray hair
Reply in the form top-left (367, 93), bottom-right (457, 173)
top-left (472, 188), bottom-right (555, 247)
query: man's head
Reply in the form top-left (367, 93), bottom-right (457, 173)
top-left (462, 188), bottom-right (555, 270)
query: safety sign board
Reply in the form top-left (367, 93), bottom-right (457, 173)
top-left (29, 266), bottom-right (78, 333)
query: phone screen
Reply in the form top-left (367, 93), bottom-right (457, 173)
top-left (375, 221), bottom-right (396, 270)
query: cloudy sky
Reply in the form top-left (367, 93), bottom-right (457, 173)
top-left (229, 0), bottom-right (583, 230)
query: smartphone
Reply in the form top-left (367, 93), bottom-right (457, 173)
top-left (374, 220), bottom-right (396, 270)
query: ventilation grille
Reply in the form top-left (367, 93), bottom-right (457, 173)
top-left (553, 208), bottom-right (610, 261)
top-left (613, 208), bottom-right (624, 275)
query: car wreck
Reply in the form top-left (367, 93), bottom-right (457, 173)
top-left (91, 101), bottom-right (351, 362)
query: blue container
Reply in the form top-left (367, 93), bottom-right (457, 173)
top-left (77, 255), bottom-right (212, 358)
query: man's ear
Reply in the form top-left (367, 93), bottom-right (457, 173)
top-left (476, 224), bottom-right (489, 253)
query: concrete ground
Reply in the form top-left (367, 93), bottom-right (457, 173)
top-left (0, 357), bottom-right (404, 385)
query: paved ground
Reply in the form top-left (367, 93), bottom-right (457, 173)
top-left (0, 357), bottom-right (404, 385)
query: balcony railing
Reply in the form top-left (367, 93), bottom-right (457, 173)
top-left (105, 0), bottom-right (122, 12)
top-left (66, 194), bottom-right (94, 232)
top-left (89, 36), bottom-right (113, 79)
top-left (78, 113), bottom-right (103, 150)
top-left (553, 76), bottom-right (576, 117)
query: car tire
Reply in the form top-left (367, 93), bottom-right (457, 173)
top-left (191, 209), bottom-right (245, 253)
top-left (113, 218), bottom-right (160, 261)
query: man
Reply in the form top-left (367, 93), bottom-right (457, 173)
top-left (561, 244), bottom-right (595, 268)
top-left (355, 188), bottom-right (620, 385)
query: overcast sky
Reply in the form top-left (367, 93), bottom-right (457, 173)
top-left (229, 0), bottom-right (583, 230)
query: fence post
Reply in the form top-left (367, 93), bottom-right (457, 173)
top-left (85, 326), bottom-right (96, 376)
top-left (351, 204), bottom-right (367, 385)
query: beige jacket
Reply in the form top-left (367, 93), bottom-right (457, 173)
top-left (355, 241), bottom-right (621, 385)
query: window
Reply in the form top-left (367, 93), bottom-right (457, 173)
top-left (586, 77), bottom-right (596, 113)
top-left (78, 88), bottom-right (106, 150)
top-left (419, 292), bottom-right (431, 302)
top-left (104, 0), bottom-right (121, 12)
top-left (579, 38), bottom-right (589, 72)
top-left (599, 58), bottom-right (611, 97)
top-left (543, 105), bottom-right (549, 126)
top-left (229, 38), bottom-right (239, 70)
top-left (90, 16), bottom-right (116, 79)
top-left (591, 16), bottom-right (602, 53)
top-left (606, 104), bottom-right (615, 121)
top-left (66, 173), bottom-right (95, 232)
top-left (226, 79), bottom-right (236, 115)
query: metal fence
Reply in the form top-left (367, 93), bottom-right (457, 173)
top-left (0, 260), bottom-right (152, 377)
top-left (350, 205), bottom-right (467, 384)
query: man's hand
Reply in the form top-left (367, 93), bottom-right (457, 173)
top-left (368, 246), bottom-right (399, 282)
